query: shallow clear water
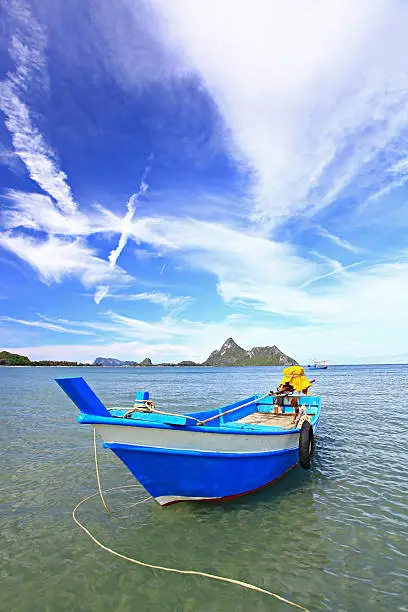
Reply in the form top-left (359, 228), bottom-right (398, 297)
top-left (1, 365), bottom-right (407, 611)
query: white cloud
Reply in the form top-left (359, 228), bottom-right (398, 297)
top-left (94, 286), bottom-right (110, 305)
top-left (123, 214), bottom-right (408, 340)
top-left (134, 248), bottom-right (163, 260)
top-left (152, 0), bottom-right (408, 223)
top-left (309, 251), bottom-right (345, 272)
top-left (7, 281), bottom-right (408, 363)
top-left (108, 162), bottom-right (150, 267)
top-left (4, 238), bottom-right (408, 364)
top-left (367, 155), bottom-right (408, 203)
top-left (1, 191), bottom-right (91, 234)
top-left (107, 312), bottom-right (194, 342)
top-left (101, 291), bottom-right (193, 311)
top-left (300, 257), bottom-right (363, 289)
top-left (0, 143), bottom-right (21, 173)
top-left (315, 227), bottom-right (362, 254)
top-left (108, 193), bottom-right (139, 267)
top-left (0, 232), bottom-right (131, 287)
top-left (3, 193), bottom-right (407, 362)
top-left (0, 316), bottom-right (96, 336)
top-left (6, 0), bottom-right (49, 88)
top-left (96, 161), bottom-right (152, 303)
top-left (0, 195), bottom-right (135, 296)
top-left (0, 84), bottom-right (77, 214)
top-left (38, 315), bottom-right (121, 334)
top-left (128, 215), bottom-right (325, 318)
top-left (103, 260), bottom-right (408, 362)
top-left (0, 190), bottom-right (126, 239)
top-left (91, 0), bottom-right (190, 92)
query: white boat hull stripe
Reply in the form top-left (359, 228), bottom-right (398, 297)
top-left (95, 424), bottom-right (299, 453)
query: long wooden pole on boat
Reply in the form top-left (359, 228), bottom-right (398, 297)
top-left (198, 393), bottom-right (270, 426)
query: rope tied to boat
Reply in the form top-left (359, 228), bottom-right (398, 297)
top-left (122, 399), bottom-right (204, 424)
top-left (71, 428), bottom-right (310, 612)
top-left (118, 392), bottom-right (278, 427)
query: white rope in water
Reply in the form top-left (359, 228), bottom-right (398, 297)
top-left (92, 427), bottom-right (112, 514)
top-left (72, 428), bottom-right (309, 612)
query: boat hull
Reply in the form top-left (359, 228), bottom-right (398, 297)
top-left (106, 441), bottom-right (300, 505)
top-left (94, 414), bottom-right (318, 505)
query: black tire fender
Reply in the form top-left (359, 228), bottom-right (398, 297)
top-left (299, 421), bottom-right (314, 470)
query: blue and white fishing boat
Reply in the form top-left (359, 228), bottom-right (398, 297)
top-left (307, 360), bottom-right (328, 370)
top-left (56, 377), bottom-right (321, 506)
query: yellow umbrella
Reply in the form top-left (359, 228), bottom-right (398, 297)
top-left (280, 366), bottom-right (313, 394)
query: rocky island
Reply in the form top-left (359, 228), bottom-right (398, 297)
top-left (93, 338), bottom-right (297, 367)
top-left (202, 338), bottom-right (297, 366)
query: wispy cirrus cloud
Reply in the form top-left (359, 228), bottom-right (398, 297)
top-left (0, 315), bottom-right (96, 336)
top-left (299, 260), bottom-right (364, 289)
top-left (99, 291), bottom-right (194, 313)
top-left (0, 1), bottom-right (138, 297)
top-left (151, 0), bottom-right (408, 224)
top-left (1, 191), bottom-right (91, 235)
top-left (7, 267), bottom-right (408, 363)
top-left (315, 226), bottom-right (362, 254)
top-left (108, 163), bottom-right (151, 267)
top-left (367, 156), bottom-right (408, 203)
top-left (0, 0), bottom-right (77, 214)
top-left (0, 85), bottom-right (77, 214)
top-left (114, 213), bottom-right (408, 330)
top-left (125, 215), bottom-right (323, 318)
top-left (95, 158), bottom-right (153, 304)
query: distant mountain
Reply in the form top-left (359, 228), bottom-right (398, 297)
top-left (177, 360), bottom-right (200, 366)
top-left (93, 357), bottom-right (155, 367)
top-left (93, 356), bottom-right (200, 367)
top-left (93, 339), bottom-right (297, 368)
top-left (93, 357), bottom-right (137, 366)
top-left (202, 338), bottom-right (297, 367)
top-left (139, 358), bottom-right (153, 366)
top-left (203, 338), bottom-right (248, 366)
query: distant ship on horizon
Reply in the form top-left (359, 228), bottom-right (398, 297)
top-left (307, 360), bottom-right (328, 370)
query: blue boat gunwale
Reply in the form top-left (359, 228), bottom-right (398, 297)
top-left (78, 411), bottom-right (319, 436)
top-left (56, 376), bottom-right (320, 436)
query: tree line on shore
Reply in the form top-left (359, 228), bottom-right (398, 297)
top-left (0, 351), bottom-right (98, 367)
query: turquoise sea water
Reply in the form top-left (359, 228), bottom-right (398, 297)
top-left (1, 365), bottom-right (407, 611)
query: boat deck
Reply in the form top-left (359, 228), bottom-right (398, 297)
top-left (235, 412), bottom-right (295, 428)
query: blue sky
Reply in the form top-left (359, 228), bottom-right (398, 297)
top-left (1, 0), bottom-right (408, 364)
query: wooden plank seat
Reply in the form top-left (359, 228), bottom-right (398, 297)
top-left (235, 412), bottom-right (295, 428)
